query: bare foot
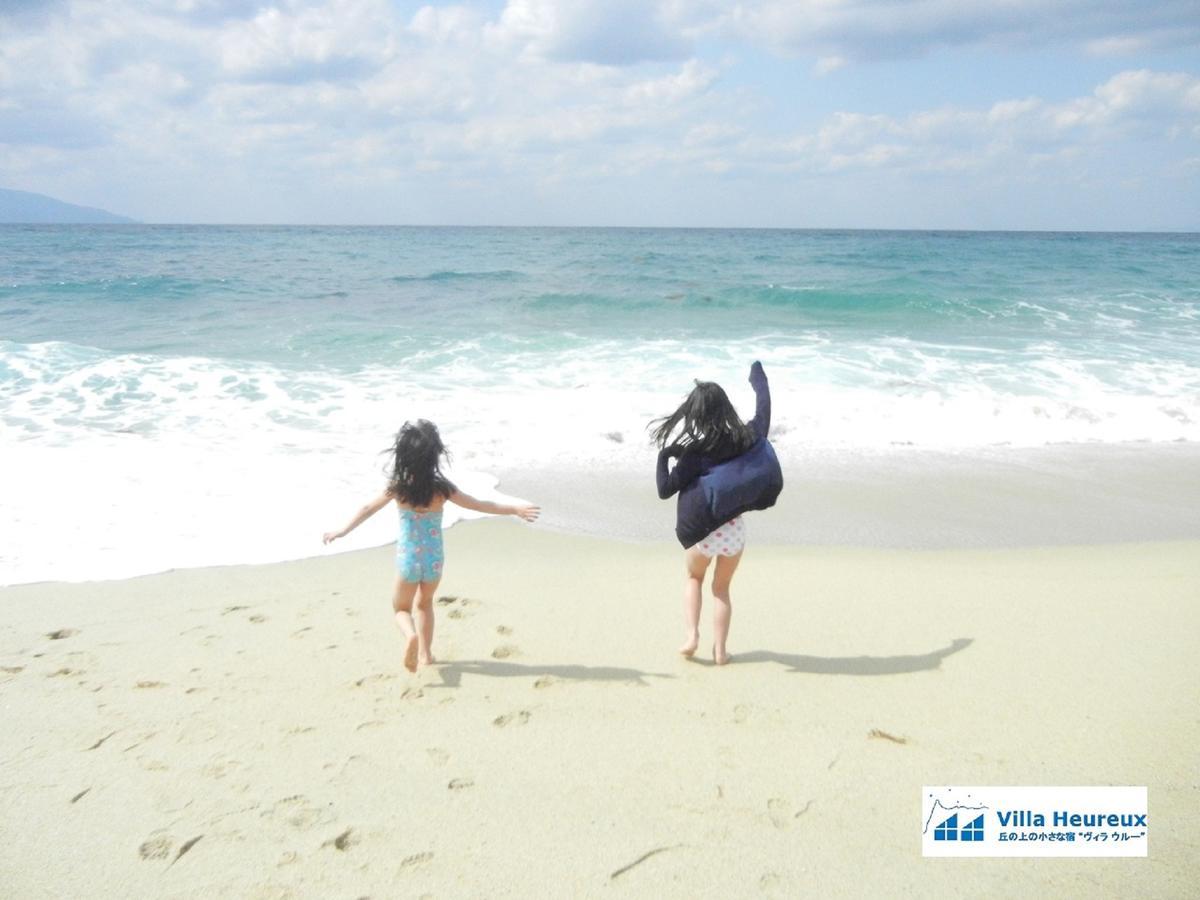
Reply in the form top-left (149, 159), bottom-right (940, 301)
top-left (678, 634), bottom-right (699, 657)
top-left (713, 646), bottom-right (730, 666)
top-left (403, 636), bottom-right (419, 673)
top-left (418, 653), bottom-right (437, 667)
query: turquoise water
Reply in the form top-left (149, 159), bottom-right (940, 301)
top-left (5, 226), bottom-right (1198, 364)
top-left (2, 225), bottom-right (1198, 581)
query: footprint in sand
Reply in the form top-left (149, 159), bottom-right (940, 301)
top-left (267, 795), bottom-right (324, 831)
top-left (46, 628), bottom-right (78, 641)
top-left (324, 828), bottom-right (359, 851)
top-left (400, 687), bottom-right (424, 700)
top-left (202, 757), bottom-right (241, 780)
top-left (135, 681), bottom-right (166, 689)
top-left (138, 835), bottom-right (173, 861)
top-left (248, 615), bottom-right (267, 624)
top-left (435, 595), bottom-right (458, 606)
top-left (355, 720), bottom-right (384, 731)
top-left (533, 676), bottom-right (555, 689)
top-left (400, 851), bottom-right (434, 870)
top-left (492, 710), bottom-right (531, 728)
top-left (496, 625), bottom-right (513, 636)
top-left (1, 666), bottom-right (24, 676)
top-left (491, 644), bottom-right (519, 660)
top-left (447, 778), bottom-right (474, 791)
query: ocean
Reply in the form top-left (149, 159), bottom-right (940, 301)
top-left (2, 226), bottom-right (1197, 583)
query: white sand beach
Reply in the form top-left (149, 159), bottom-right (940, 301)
top-left (2, 513), bottom-right (1197, 898)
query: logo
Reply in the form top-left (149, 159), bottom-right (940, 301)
top-left (924, 790), bottom-right (989, 844)
top-left (922, 786), bottom-right (1148, 858)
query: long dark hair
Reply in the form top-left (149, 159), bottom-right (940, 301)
top-left (385, 419), bottom-right (455, 507)
top-left (649, 380), bottom-right (756, 459)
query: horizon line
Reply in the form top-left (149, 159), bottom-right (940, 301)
top-left (3, 222), bottom-right (1198, 235)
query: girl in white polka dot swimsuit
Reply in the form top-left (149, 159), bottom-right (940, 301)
top-left (652, 362), bottom-right (775, 666)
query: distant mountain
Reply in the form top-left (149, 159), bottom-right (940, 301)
top-left (0, 188), bottom-right (137, 224)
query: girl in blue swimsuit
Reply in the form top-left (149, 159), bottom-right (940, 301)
top-left (324, 420), bottom-right (540, 672)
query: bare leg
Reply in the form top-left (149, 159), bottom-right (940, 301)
top-left (391, 578), bottom-right (420, 673)
top-left (680, 547), bottom-right (710, 657)
top-left (711, 550), bottom-right (742, 665)
top-left (415, 579), bottom-right (441, 666)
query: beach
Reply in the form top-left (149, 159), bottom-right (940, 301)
top-left (3, 225), bottom-right (1199, 896)
top-left (2, 490), bottom-right (1198, 897)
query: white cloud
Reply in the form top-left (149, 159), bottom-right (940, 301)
top-left (814, 55), bottom-right (847, 75)
top-left (0, 1), bottom-right (1195, 227)
top-left (717, 0), bottom-right (1200, 62)
top-left (489, 0), bottom-right (692, 65)
top-left (215, 0), bottom-right (396, 81)
top-left (719, 68), bottom-right (1200, 184)
top-left (409, 4), bottom-right (482, 43)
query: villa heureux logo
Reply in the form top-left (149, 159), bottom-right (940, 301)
top-left (922, 786), bottom-right (1147, 858)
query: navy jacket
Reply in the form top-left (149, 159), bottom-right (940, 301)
top-left (656, 361), bottom-right (776, 548)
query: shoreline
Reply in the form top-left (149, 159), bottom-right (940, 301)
top-left (4, 439), bottom-right (1199, 588)
top-left (500, 439), bottom-right (1200, 550)
top-left (1, 520), bottom-right (1197, 896)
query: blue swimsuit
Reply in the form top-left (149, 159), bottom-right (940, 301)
top-left (395, 508), bottom-right (445, 582)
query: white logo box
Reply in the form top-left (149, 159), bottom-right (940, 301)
top-left (922, 786), bottom-right (1148, 858)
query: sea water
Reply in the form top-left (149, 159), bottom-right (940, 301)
top-left (2, 226), bottom-right (1197, 583)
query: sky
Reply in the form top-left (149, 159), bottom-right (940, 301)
top-left (1, 0), bottom-right (1197, 228)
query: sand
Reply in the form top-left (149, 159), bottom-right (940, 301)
top-left (1, 515), bottom-right (1198, 898)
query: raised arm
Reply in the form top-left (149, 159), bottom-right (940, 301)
top-left (745, 360), bottom-right (771, 439)
top-left (323, 491), bottom-right (392, 544)
top-left (450, 490), bottom-right (540, 522)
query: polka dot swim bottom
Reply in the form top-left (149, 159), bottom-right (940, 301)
top-left (695, 516), bottom-right (746, 557)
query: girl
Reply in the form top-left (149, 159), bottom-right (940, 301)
top-left (651, 361), bottom-right (776, 665)
top-left (323, 419), bottom-right (539, 672)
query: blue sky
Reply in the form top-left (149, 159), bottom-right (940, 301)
top-left (1, 0), bottom-right (1197, 228)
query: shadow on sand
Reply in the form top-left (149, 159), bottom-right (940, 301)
top-left (732, 637), bottom-right (973, 675)
top-left (429, 659), bottom-right (675, 688)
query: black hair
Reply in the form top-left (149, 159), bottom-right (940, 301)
top-left (385, 419), bottom-right (455, 507)
top-left (649, 380), bottom-right (756, 459)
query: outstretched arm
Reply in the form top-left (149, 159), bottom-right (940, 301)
top-left (450, 490), bottom-right (540, 522)
top-left (746, 360), bottom-right (771, 439)
top-left (323, 492), bottom-right (392, 544)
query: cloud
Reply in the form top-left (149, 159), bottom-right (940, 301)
top-left (716, 0), bottom-right (1200, 62)
top-left (215, 0), bottom-right (397, 83)
top-left (0, 1), bottom-right (1195, 227)
top-left (490, 0), bottom-right (692, 65)
top-left (750, 69), bottom-right (1200, 176)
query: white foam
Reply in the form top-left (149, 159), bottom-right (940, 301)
top-left (2, 337), bottom-right (1198, 584)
